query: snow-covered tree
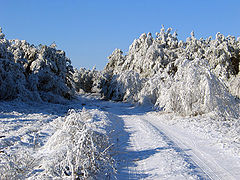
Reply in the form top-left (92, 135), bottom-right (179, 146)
top-left (0, 27), bottom-right (75, 103)
top-left (0, 27), bottom-right (5, 39)
top-left (102, 26), bottom-right (240, 117)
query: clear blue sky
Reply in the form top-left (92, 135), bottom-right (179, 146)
top-left (1, 0), bottom-right (240, 69)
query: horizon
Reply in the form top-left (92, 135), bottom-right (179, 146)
top-left (2, 0), bottom-right (240, 70)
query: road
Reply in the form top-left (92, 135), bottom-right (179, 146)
top-left (102, 103), bottom-right (240, 180)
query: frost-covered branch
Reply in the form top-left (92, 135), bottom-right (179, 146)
top-left (102, 27), bottom-right (240, 117)
top-left (0, 27), bottom-right (74, 103)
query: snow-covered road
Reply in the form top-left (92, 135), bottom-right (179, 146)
top-left (0, 97), bottom-right (239, 179)
top-left (116, 114), bottom-right (209, 179)
top-left (148, 114), bottom-right (240, 180)
top-left (103, 103), bottom-right (240, 180)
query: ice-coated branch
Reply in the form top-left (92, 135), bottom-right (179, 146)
top-left (102, 26), bottom-right (240, 117)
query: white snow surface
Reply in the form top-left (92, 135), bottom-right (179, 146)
top-left (1, 95), bottom-right (240, 179)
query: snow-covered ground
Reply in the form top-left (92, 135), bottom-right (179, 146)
top-left (0, 96), bottom-right (240, 179)
top-left (103, 102), bottom-right (240, 179)
top-left (116, 112), bottom-right (240, 179)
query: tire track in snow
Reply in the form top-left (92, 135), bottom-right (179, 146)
top-left (131, 117), bottom-right (153, 179)
top-left (141, 115), bottom-right (211, 179)
top-left (119, 114), bottom-right (210, 179)
top-left (119, 115), bottom-right (149, 179)
top-left (140, 116), bottom-right (214, 179)
top-left (145, 114), bottom-right (237, 180)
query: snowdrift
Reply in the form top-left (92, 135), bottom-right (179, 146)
top-left (0, 27), bottom-right (74, 103)
top-left (102, 27), bottom-right (240, 117)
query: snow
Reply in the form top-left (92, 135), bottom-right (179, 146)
top-left (116, 114), bottom-right (208, 179)
top-left (0, 95), bottom-right (240, 179)
top-left (0, 28), bottom-right (74, 102)
top-left (147, 113), bottom-right (240, 179)
top-left (107, 104), bottom-right (240, 179)
top-left (103, 27), bottom-right (240, 117)
top-left (0, 98), bottom-right (119, 179)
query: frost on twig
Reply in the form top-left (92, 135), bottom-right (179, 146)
top-left (0, 28), bottom-right (74, 103)
top-left (102, 27), bottom-right (240, 117)
top-left (32, 109), bottom-right (116, 179)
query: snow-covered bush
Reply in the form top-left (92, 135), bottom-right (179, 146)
top-left (0, 105), bottom-right (116, 179)
top-left (153, 59), bottom-right (239, 117)
top-left (102, 70), bottom-right (144, 102)
top-left (33, 109), bottom-right (116, 179)
top-left (0, 58), bottom-right (36, 100)
top-left (72, 67), bottom-right (116, 98)
top-left (103, 26), bottom-right (240, 117)
top-left (0, 27), bottom-right (74, 103)
top-left (73, 67), bottom-right (101, 93)
top-left (0, 150), bottom-right (37, 179)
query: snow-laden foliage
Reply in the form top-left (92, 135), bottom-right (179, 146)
top-left (151, 59), bottom-right (239, 117)
top-left (105, 70), bottom-right (144, 102)
top-left (31, 109), bottom-right (116, 179)
top-left (0, 103), bottom-right (116, 179)
top-left (0, 150), bottom-right (37, 179)
top-left (73, 68), bottom-right (95, 93)
top-left (103, 26), bottom-right (240, 117)
top-left (0, 27), bottom-right (74, 103)
top-left (72, 67), bottom-right (115, 98)
top-left (73, 67), bottom-right (103, 93)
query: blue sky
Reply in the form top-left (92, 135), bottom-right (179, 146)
top-left (1, 0), bottom-right (240, 69)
